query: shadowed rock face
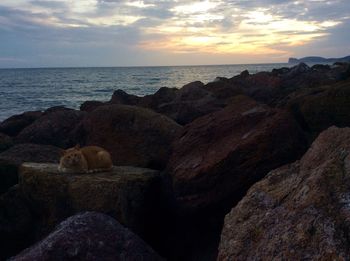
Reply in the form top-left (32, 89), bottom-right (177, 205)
top-left (19, 163), bottom-right (161, 241)
top-left (0, 185), bottom-right (34, 260)
top-left (0, 133), bottom-right (13, 153)
top-left (288, 78), bottom-right (350, 139)
top-left (16, 109), bottom-right (86, 148)
top-left (166, 95), bottom-right (307, 214)
top-left (0, 111), bottom-right (42, 137)
top-left (0, 144), bottom-right (62, 194)
top-left (218, 126), bottom-right (350, 260)
top-left (10, 212), bottom-right (164, 261)
top-left (74, 104), bottom-right (182, 169)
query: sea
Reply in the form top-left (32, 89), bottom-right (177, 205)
top-left (0, 63), bottom-right (292, 121)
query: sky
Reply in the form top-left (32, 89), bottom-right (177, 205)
top-left (0, 0), bottom-right (349, 68)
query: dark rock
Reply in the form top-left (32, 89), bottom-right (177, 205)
top-left (166, 95), bottom-right (307, 213)
top-left (19, 163), bottom-right (161, 239)
top-left (272, 67), bottom-right (290, 75)
top-left (109, 89), bottom-right (141, 105)
top-left (311, 64), bottom-right (331, 71)
top-left (0, 185), bottom-right (35, 260)
top-left (218, 126), bottom-right (350, 260)
top-left (16, 109), bottom-right (86, 148)
top-left (288, 79), bottom-right (350, 139)
top-left (10, 212), bottom-right (163, 261)
top-left (74, 104), bottom-right (182, 169)
top-left (0, 143), bottom-right (62, 164)
top-left (0, 144), bottom-right (62, 194)
top-left (79, 100), bottom-right (104, 112)
top-left (0, 111), bottom-right (42, 137)
top-left (43, 106), bottom-right (73, 114)
top-left (0, 133), bottom-right (13, 152)
top-left (139, 87), bottom-right (179, 111)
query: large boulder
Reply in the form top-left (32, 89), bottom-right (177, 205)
top-left (0, 111), bottom-right (42, 137)
top-left (16, 109), bottom-right (86, 148)
top-left (166, 95), bottom-right (307, 213)
top-left (288, 78), bottom-right (350, 139)
top-left (0, 185), bottom-right (35, 260)
top-left (75, 104), bottom-right (182, 169)
top-left (218, 126), bottom-right (350, 260)
top-left (10, 212), bottom-right (163, 261)
top-left (0, 144), bottom-right (62, 194)
top-left (19, 163), bottom-right (161, 240)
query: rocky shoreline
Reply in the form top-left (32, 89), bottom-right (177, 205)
top-left (1, 62), bottom-right (350, 260)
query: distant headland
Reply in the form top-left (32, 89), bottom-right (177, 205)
top-left (288, 55), bottom-right (350, 64)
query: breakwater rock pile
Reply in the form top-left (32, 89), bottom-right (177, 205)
top-left (1, 62), bottom-right (350, 260)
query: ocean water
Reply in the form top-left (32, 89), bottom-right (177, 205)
top-left (0, 63), bottom-right (291, 121)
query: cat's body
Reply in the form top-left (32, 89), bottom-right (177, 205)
top-left (58, 145), bottom-right (113, 173)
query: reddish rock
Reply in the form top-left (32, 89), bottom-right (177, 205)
top-left (75, 104), bottom-right (182, 169)
top-left (10, 212), bottom-right (163, 261)
top-left (0, 111), bottom-right (42, 137)
top-left (218, 126), bottom-right (350, 260)
top-left (16, 109), bottom-right (86, 148)
top-left (139, 87), bottom-right (179, 110)
top-left (166, 95), bottom-right (307, 213)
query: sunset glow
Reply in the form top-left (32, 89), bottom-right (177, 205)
top-left (0, 0), bottom-right (349, 67)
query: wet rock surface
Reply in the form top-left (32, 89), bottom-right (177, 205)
top-left (218, 126), bottom-right (350, 260)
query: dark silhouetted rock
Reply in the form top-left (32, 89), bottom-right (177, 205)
top-left (218, 126), bottom-right (350, 260)
top-left (0, 133), bottom-right (13, 152)
top-left (288, 79), bottom-right (350, 139)
top-left (10, 212), bottom-right (163, 261)
top-left (139, 87), bottom-right (179, 111)
top-left (79, 100), bottom-right (104, 112)
top-left (19, 163), bottom-right (161, 239)
top-left (0, 111), bottom-right (42, 137)
top-left (166, 95), bottom-right (307, 213)
top-left (0, 185), bottom-right (35, 260)
top-left (16, 109), bottom-right (86, 148)
top-left (110, 89), bottom-right (141, 105)
top-left (75, 104), bottom-right (182, 169)
top-left (0, 144), bottom-right (62, 194)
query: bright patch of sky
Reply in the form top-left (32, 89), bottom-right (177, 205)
top-left (0, 0), bottom-right (349, 67)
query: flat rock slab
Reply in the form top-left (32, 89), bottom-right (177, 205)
top-left (19, 163), bottom-right (161, 237)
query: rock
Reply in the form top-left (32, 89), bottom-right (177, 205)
top-left (218, 126), bottom-right (350, 260)
top-left (288, 79), bottom-right (350, 139)
top-left (166, 95), bottom-right (307, 213)
top-left (0, 133), bottom-right (13, 152)
top-left (19, 163), bottom-right (161, 239)
top-left (272, 67), bottom-right (290, 75)
top-left (75, 104), bottom-right (182, 169)
top-left (0, 111), bottom-right (42, 137)
top-left (0, 144), bottom-right (62, 194)
top-left (139, 87), bottom-right (179, 110)
top-left (10, 212), bottom-right (163, 261)
top-left (0, 143), bottom-right (62, 164)
top-left (16, 109), bottom-right (86, 148)
top-left (156, 82), bottom-right (224, 125)
top-left (0, 185), bottom-right (35, 260)
top-left (79, 100), bottom-right (104, 112)
top-left (109, 89), bottom-right (141, 105)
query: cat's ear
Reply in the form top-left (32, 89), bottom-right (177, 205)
top-left (75, 144), bottom-right (80, 150)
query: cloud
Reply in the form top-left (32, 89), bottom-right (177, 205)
top-left (0, 0), bottom-right (349, 67)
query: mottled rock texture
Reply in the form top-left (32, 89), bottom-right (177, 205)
top-left (218, 126), bottom-right (350, 260)
top-left (19, 163), bottom-right (161, 239)
top-left (10, 212), bottom-right (163, 261)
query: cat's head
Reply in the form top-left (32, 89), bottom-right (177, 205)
top-left (60, 144), bottom-right (84, 167)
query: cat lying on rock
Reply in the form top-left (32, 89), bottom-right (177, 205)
top-left (58, 145), bottom-right (113, 173)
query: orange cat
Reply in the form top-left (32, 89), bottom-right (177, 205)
top-left (58, 145), bottom-right (113, 173)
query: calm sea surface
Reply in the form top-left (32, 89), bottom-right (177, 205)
top-left (0, 63), bottom-right (291, 121)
